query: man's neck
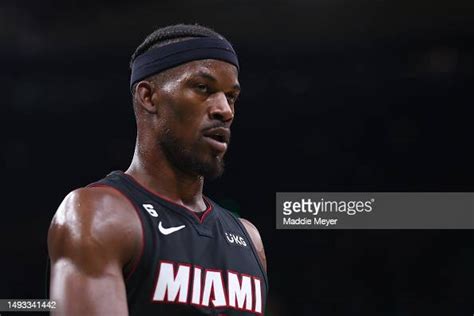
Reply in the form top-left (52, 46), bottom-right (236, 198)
top-left (125, 149), bottom-right (207, 213)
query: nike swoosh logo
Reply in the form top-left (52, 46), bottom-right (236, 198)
top-left (158, 221), bottom-right (186, 235)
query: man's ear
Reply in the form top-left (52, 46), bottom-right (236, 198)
top-left (135, 81), bottom-right (158, 114)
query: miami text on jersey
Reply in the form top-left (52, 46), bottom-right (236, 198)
top-left (152, 260), bottom-right (263, 314)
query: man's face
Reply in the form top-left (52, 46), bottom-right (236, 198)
top-left (155, 59), bottom-right (240, 180)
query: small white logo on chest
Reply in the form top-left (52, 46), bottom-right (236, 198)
top-left (225, 232), bottom-right (247, 247)
top-left (143, 204), bottom-right (186, 235)
top-left (158, 222), bottom-right (186, 235)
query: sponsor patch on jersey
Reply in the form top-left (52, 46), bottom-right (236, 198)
top-left (224, 232), bottom-right (248, 248)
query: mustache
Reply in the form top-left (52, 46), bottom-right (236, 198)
top-left (202, 122), bottom-right (231, 132)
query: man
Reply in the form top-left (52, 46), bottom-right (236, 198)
top-left (48, 24), bottom-right (268, 315)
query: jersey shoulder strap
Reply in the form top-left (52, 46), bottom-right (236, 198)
top-left (212, 203), bottom-right (269, 290)
top-left (86, 170), bottom-right (155, 283)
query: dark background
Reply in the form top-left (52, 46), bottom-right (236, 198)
top-left (2, 0), bottom-right (474, 315)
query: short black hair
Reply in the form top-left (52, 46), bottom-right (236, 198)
top-left (130, 24), bottom-right (226, 69)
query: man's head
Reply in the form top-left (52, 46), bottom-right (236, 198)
top-left (130, 24), bottom-right (240, 180)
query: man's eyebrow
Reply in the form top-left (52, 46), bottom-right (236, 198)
top-left (194, 71), bottom-right (241, 91)
top-left (194, 71), bottom-right (217, 82)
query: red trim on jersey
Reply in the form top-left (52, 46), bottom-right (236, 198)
top-left (87, 183), bottom-right (145, 281)
top-left (199, 197), bottom-right (213, 223)
top-left (122, 171), bottom-right (213, 224)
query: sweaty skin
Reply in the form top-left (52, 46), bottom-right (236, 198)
top-left (48, 59), bottom-right (267, 316)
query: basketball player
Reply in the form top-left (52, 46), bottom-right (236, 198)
top-left (47, 24), bottom-right (268, 315)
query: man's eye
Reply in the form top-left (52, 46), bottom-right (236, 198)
top-left (226, 93), bottom-right (238, 104)
top-left (196, 84), bottom-right (209, 93)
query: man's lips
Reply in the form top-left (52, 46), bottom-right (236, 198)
top-left (202, 127), bottom-right (230, 153)
top-left (202, 127), bottom-right (230, 143)
top-left (203, 136), bottom-right (228, 153)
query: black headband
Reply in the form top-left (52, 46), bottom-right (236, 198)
top-left (130, 37), bottom-right (239, 90)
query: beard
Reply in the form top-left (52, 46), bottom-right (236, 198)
top-left (160, 128), bottom-right (225, 180)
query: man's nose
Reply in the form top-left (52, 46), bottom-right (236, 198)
top-left (208, 92), bottom-right (234, 123)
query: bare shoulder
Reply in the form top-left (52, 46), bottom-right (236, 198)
top-left (48, 186), bottom-right (137, 314)
top-left (48, 186), bottom-right (142, 274)
top-left (239, 218), bottom-right (267, 272)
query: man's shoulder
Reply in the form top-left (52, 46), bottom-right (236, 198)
top-left (238, 218), bottom-right (262, 245)
top-left (238, 218), bottom-right (267, 272)
top-left (55, 185), bottom-right (132, 221)
top-left (48, 185), bottom-right (141, 264)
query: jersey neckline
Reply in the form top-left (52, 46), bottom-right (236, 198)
top-left (115, 170), bottom-right (214, 225)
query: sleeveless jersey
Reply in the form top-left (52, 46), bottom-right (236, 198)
top-left (89, 171), bottom-right (268, 315)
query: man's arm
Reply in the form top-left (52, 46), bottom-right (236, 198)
top-left (239, 218), bottom-right (267, 273)
top-left (48, 186), bottom-right (142, 316)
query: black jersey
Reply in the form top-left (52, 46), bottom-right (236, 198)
top-left (88, 171), bottom-right (268, 315)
